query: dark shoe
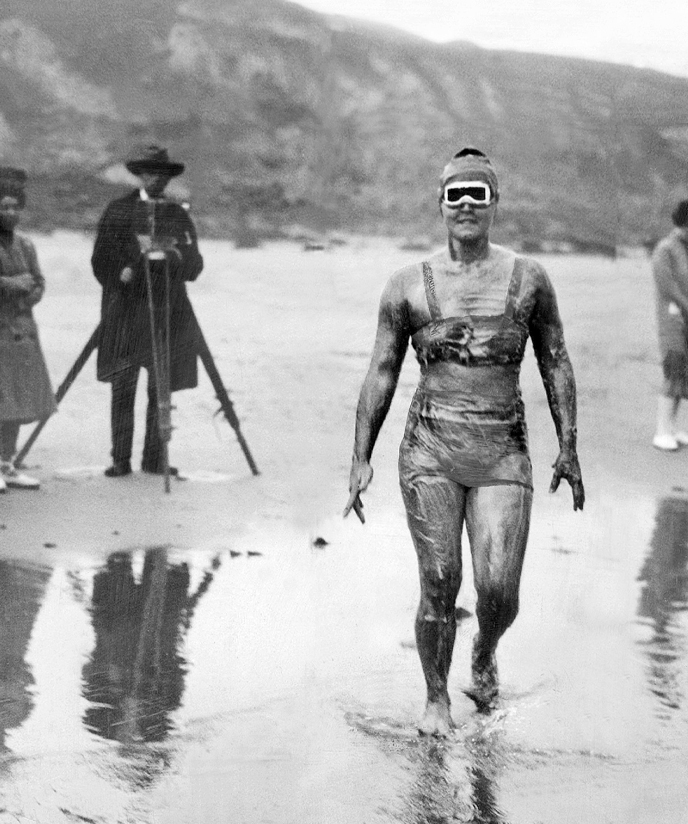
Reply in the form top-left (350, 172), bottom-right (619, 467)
top-left (104, 461), bottom-right (132, 478)
top-left (141, 463), bottom-right (179, 476)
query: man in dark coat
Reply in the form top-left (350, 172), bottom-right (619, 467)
top-left (91, 145), bottom-right (203, 477)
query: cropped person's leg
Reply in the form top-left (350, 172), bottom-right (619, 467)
top-left (654, 357), bottom-right (685, 449)
top-left (0, 421), bottom-right (39, 489)
top-left (654, 394), bottom-right (680, 449)
top-left (401, 474), bottom-right (466, 736)
top-left (0, 422), bottom-right (20, 462)
top-left (107, 366), bottom-right (139, 475)
top-left (464, 483), bottom-right (532, 710)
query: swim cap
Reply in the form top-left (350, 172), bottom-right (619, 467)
top-left (439, 148), bottom-right (499, 200)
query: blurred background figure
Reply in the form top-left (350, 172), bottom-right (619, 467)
top-left (651, 200), bottom-right (688, 451)
top-left (91, 145), bottom-right (204, 479)
top-left (0, 166), bottom-right (56, 492)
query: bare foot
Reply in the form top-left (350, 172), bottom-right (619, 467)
top-left (418, 698), bottom-right (454, 737)
top-left (463, 651), bottom-right (499, 713)
top-left (462, 685), bottom-right (498, 714)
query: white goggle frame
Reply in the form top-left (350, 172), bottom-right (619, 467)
top-left (442, 180), bottom-right (492, 207)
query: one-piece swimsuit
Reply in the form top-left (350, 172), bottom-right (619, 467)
top-left (398, 255), bottom-right (533, 490)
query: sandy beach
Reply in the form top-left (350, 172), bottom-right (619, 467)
top-left (0, 232), bottom-right (687, 823)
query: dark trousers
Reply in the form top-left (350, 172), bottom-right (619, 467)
top-left (110, 366), bottom-right (162, 468)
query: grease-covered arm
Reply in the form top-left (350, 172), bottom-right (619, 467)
top-left (344, 275), bottom-right (410, 523)
top-left (529, 263), bottom-right (585, 511)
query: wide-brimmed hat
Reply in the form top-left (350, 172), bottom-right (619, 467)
top-left (125, 145), bottom-right (185, 178)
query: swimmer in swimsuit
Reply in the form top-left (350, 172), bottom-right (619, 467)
top-left (344, 147), bottom-right (584, 735)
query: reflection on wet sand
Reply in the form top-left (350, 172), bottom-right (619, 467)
top-left (348, 712), bottom-right (507, 824)
top-left (82, 548), bottom-right (219, 746)
top-left (0, 561), bottom-right (51, 755)
top-left (637, 496), bottom-right (688, 717)
top-left (403, 739), bottom-right (507, 824)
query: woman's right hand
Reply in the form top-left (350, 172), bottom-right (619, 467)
top-left (344, 459), bottom-right (374, 524)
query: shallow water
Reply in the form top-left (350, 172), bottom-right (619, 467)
top-left (0, 488), bottom-right (687, 823)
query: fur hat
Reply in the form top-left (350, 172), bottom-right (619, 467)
top-left (0, 166), bottom-right (27, 207)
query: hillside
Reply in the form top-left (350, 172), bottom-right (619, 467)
top-left (1, 0), bottom-right (688, 247)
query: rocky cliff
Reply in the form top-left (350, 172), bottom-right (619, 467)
top-left (1, 0), bottom-right (688, 247)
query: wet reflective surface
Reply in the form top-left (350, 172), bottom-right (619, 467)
top-left (82, 548), bottom-right (219, 746)
top-left (1, 241), bottom-right (688, 821)
top-left (0, 491), bottom-right (687, 822)
top-left (637, 496), bottom-right (688, 719)
top-left (0, 561), bottom-right (51, 754)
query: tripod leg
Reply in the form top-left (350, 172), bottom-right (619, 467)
top-left (162, 253), bottom-right (172, 492)
top-left (143, 255), bottom-right (173, 493)
top-left (15, 323), bottom-right (101, 466)
top-left (190, 309), bottom-right (259, 476)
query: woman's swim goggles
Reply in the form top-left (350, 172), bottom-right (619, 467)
top-left (442, 181), bottom-right (493, 208)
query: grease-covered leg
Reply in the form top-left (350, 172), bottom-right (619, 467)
top-left (402, 475), bottom-right (466, 736)
top-left (464, 484), bottom-right (532, 711)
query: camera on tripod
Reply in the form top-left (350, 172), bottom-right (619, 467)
top-left (136, 232), bottom-right (180, 261)
top-left (136, 196), bottom-right (183, 262)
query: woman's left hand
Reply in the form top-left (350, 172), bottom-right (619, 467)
top-left (3, 272), bottom-right (34, 293)
top-left (549, 449), bottom-right (585, 511)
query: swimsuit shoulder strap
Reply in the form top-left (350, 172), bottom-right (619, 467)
top-left (502, 255), bottom-right (526, 321)
top-left (422, 261), bottom-right (443, 321)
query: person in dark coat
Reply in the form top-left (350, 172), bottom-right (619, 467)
top-left (91, 146), bottom-right (204, 477)
top-left (0, 166), bottom-right (56, 492)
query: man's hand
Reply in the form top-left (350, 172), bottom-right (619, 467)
top-left (120, 266), bottom-right (134, 284)
top-left (5, 272), bottom-right (35, 293)
top-left (156, 235), bottom-right (182, 260)
top-left (549, 449), bottom-right (585, 511)
top-left (344, 460), bottom-right (374, 524)
top-left (137, 234), bottom-right (180, 261)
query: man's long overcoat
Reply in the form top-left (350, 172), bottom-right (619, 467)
top-left (91, 190), bottom-right (204, 391)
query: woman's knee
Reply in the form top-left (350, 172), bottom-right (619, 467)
top-left (418, 565), bottom-right (461, 620)
top-left (475, 582), bottom-right (520, 629)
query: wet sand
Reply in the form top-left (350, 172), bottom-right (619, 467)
top-left (1, 234), bottom-right (687, 822)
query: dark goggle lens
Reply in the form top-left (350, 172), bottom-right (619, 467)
top-left (445, 185), bottom-right (489, 203)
